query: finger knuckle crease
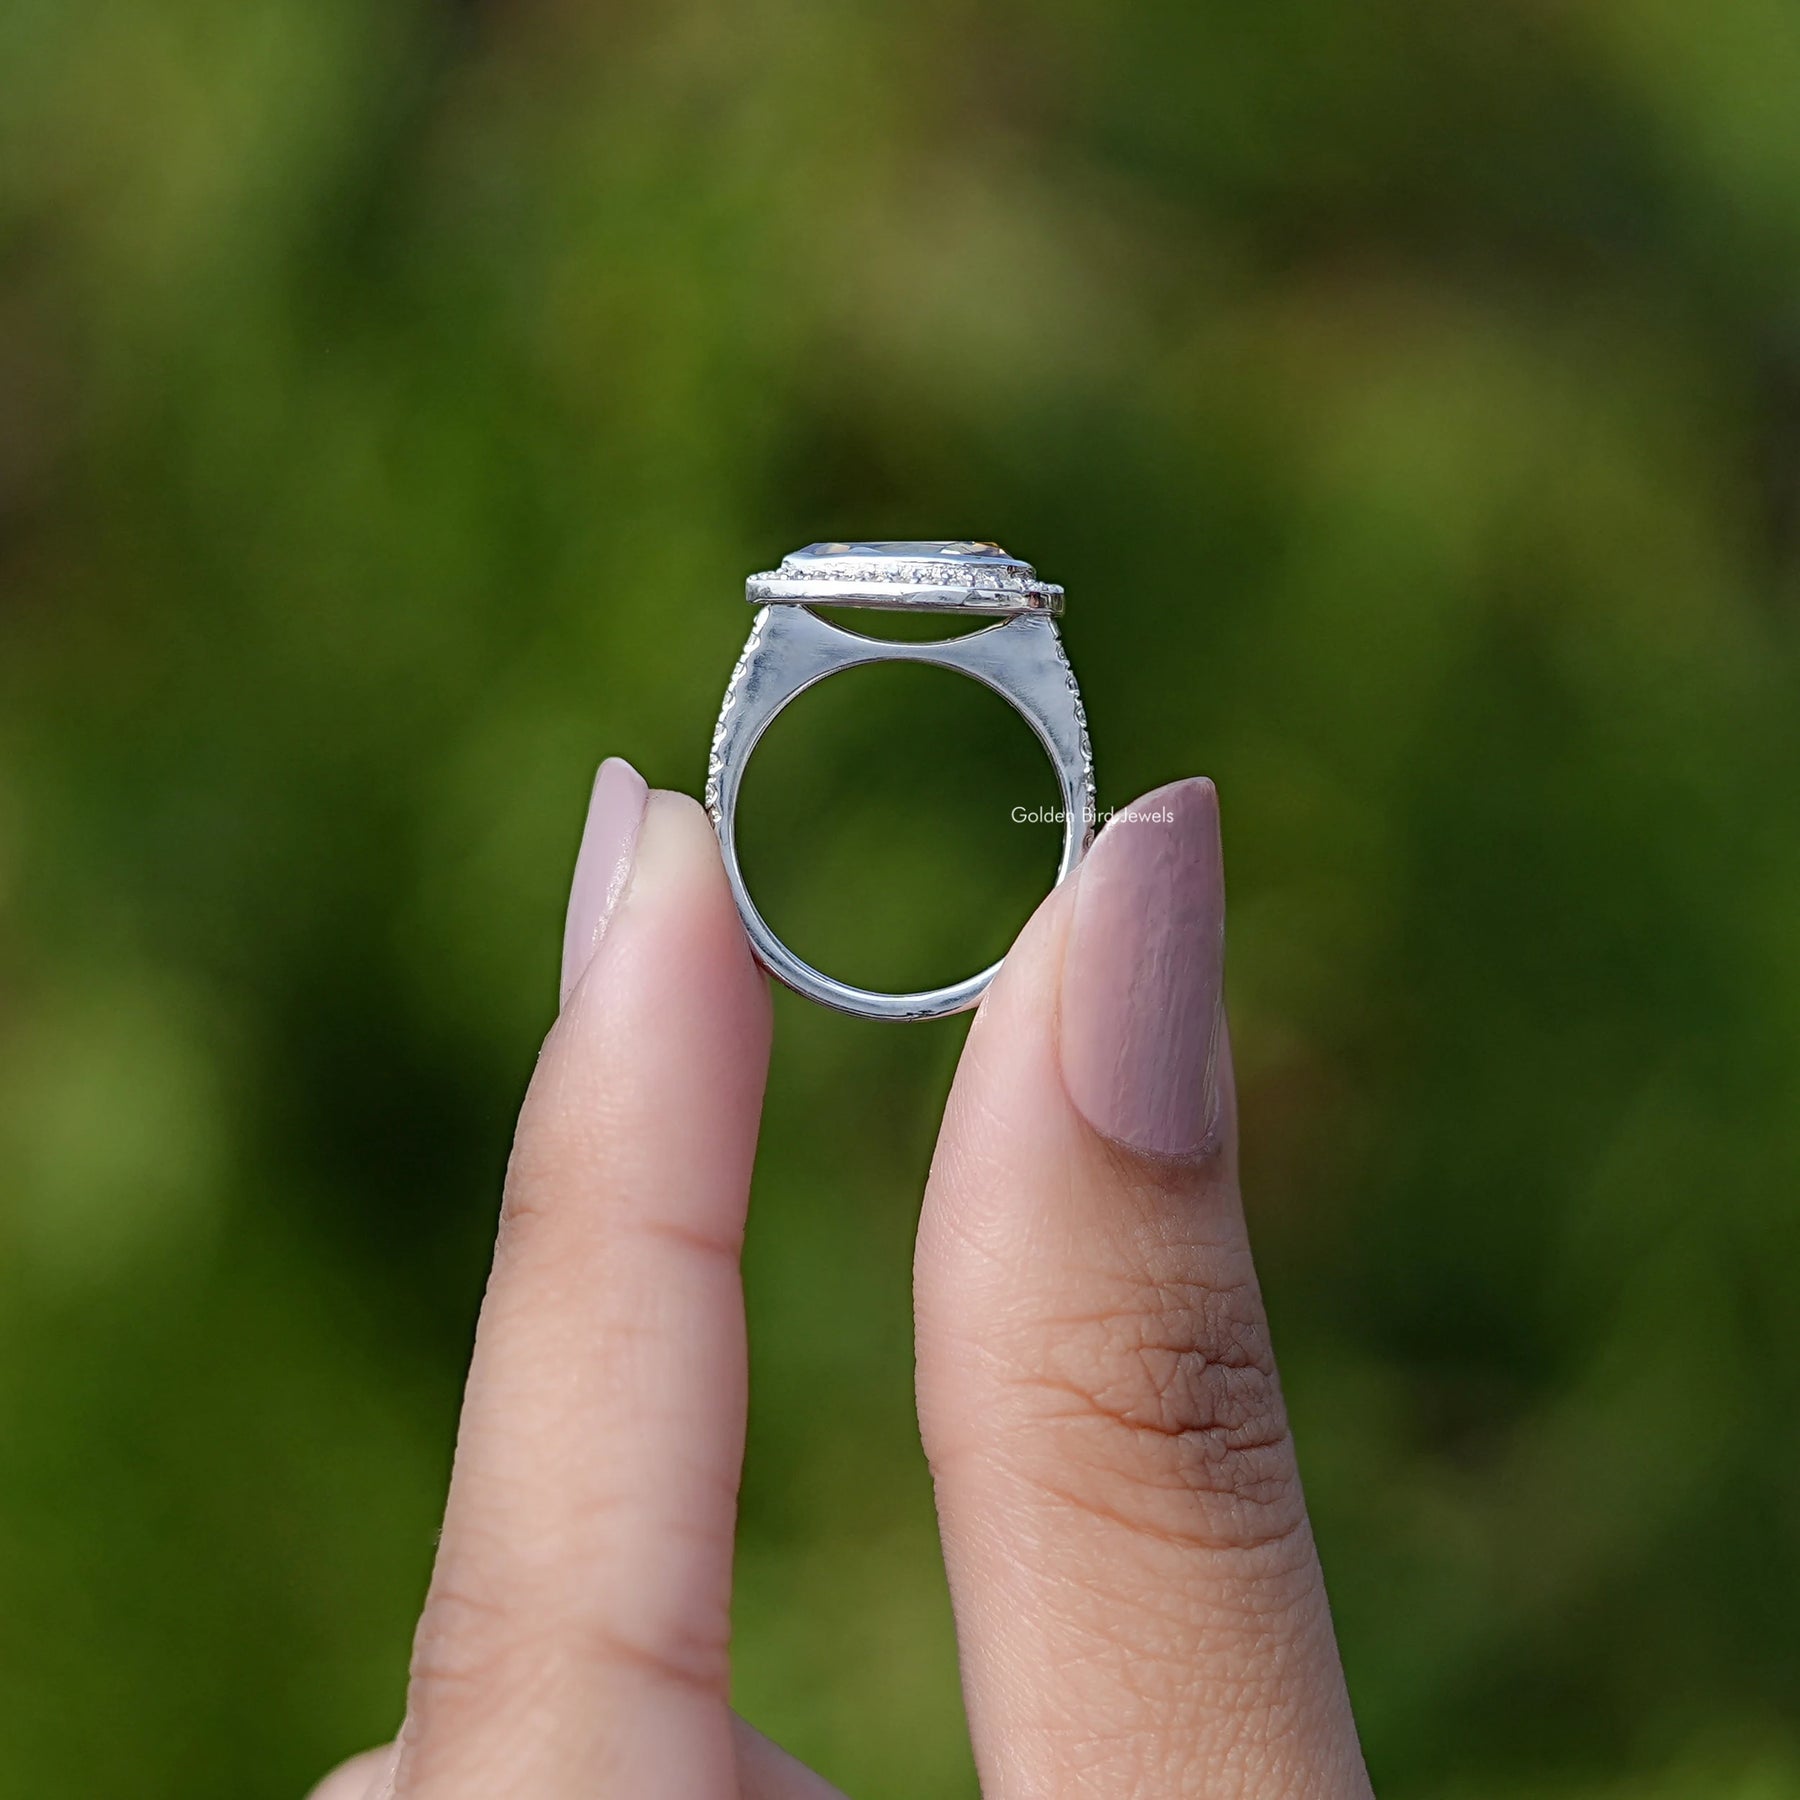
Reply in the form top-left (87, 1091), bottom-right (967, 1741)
top-left (1023, 1275), bottom-right (1303, 1554)
top-left (408, 1587), bottom-right (728, 1727)
top-left (586, 1617), bottom-right (729, 1695)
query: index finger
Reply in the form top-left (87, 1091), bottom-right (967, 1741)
top-left (396, 768), bottom-right (771, 1800)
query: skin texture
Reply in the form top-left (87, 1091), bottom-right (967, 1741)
top-left (309, 770), bottom-right (1373, 1800)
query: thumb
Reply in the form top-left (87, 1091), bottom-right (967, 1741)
top-left (916, 778), bottom-right (1371, 1799)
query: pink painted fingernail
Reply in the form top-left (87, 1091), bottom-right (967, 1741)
top-left (1059, 777), bottom-right (1227, 1158)
top-left (560, 757), bottom-right (649, 1005)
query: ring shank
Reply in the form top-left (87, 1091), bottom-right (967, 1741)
top-left (705, 606), bottom-right (1095, 1022)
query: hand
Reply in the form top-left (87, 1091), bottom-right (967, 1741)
top-left (309, 763), bottom-right (1372, 1800)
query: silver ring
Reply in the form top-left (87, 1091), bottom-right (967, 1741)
top-left (705, 541), bottom-right (1096, 1022)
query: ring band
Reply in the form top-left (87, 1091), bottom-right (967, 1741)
top-left (705, 542), bottom-right (1096, 1022)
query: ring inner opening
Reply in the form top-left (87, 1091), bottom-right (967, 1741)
top-left (735, 660), bottom-right (1065, 997)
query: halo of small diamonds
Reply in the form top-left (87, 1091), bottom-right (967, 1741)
top-left (746, 540), bottom-right (1063, 615)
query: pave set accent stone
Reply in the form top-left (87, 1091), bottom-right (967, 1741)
top-left (1046, 615), bottom-right (1096, 809)
top-left (704, 604), bottom-right (768, 824)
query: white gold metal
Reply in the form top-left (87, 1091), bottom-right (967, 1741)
top-left (707, 541), bottom-right (1094, 1022)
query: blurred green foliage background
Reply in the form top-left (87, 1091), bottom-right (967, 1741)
top-left (2, 1), bottom-right (1799, 1794)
